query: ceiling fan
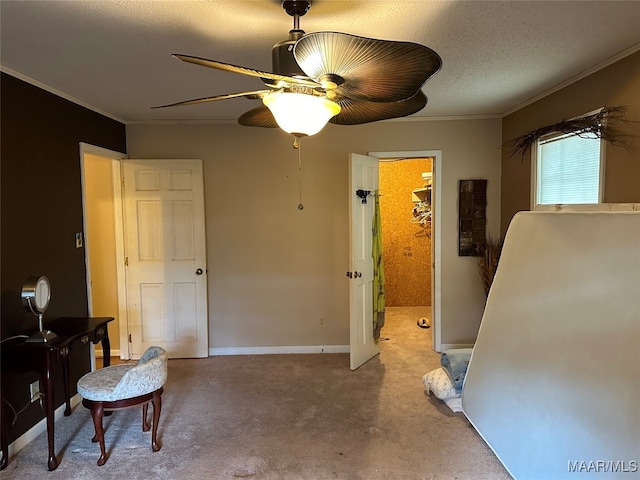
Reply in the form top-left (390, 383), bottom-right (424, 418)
top-left (155, 0), bottom-right (442, 137)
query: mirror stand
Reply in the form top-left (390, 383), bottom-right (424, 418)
top-left (26, 312), bottom-right (58, 343)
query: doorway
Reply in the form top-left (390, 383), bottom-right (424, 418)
top-left (80, 143), bottom-right (128, 363)
top-left (81, 146), bottom-right (210, 360)
top-left (379, 157), bottom-right (432, 333)
top-left (370, 150), bottom-right (442, 351)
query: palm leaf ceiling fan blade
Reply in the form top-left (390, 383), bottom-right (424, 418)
top-left (238, 105), bottom-right (278, 128)
top-left (172, 54), bottom-right (320, 89)
top-left (294, 32), bottom-right (442, 103)
top-left (331, 91), bottom-right (428, 125)
top-left (152, 90), bottom-right (272, 109)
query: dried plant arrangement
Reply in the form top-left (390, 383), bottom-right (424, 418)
top-left (503, 106), bottom-right (636, 160)
top-left (477, 235), bottom-right (504, 298)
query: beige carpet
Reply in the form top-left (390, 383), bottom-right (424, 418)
top-left (3, 307), bottom-right (510, 479)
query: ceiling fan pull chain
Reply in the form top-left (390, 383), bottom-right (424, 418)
top-left (293, 136), bottom-right (304, 210)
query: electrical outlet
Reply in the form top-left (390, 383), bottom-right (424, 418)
top-left (319, 318), bottom-right (326, 328)
top-left (29, 381), bottom-right (40, 402)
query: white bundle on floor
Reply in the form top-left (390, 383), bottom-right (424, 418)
top-left (422, 368), bottom-right (462, 413)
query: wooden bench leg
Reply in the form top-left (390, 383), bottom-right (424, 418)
top-left (151, 390), bottom-right (162, 452)
top-left (83, 388), bottom-right (163, 465)
top-left (89, 403), bottom-right (108, 466)
top-left (142, 402), bottom-right (151, 432)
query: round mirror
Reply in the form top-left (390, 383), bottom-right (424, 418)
top-left (22, 275), bottom-right (51, 315)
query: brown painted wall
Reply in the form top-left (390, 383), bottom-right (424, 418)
top-left (0, 72), bottom-right (126, 444)
top-left (379, 158), bottom-right (432, 306)
top-left (501, 51), bottom-right (640, 236)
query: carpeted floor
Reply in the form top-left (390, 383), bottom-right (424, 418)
top-left (3, 306), bottom-right (510, 479)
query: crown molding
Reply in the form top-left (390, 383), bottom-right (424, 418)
top-left (1, 65), bottom-right (127, 124)
top-left (502, 43), bottom-right (640, 117)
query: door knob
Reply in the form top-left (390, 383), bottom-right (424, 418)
top-left (196, 268), bottom-right (203, 275)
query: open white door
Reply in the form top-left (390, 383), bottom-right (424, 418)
top-left (123, 159), bottom-right (208, 358)
top-left (349, 153), bottom-right (380, 370)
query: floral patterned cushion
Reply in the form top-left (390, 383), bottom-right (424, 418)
top-left (422, 367), bottom-right (459, 401)
top-left (78, 346), bottom-right (168, 402)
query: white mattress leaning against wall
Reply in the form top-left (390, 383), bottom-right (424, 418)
top-left (462, 209), bottom-right (640, 480)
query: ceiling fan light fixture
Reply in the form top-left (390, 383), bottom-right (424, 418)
top-left (263, 92), bottom-right (341, 137)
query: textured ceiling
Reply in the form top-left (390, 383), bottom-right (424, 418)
top-left (1, 0), bottom-right (639, 124)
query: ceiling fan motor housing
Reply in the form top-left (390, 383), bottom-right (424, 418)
top-left (274, 1), bottom-right (311, 77)
top-left (272, 29), bottom-right (306, 78)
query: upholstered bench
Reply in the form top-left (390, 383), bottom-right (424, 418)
top-left (77, 346), bottom-right (168, 466)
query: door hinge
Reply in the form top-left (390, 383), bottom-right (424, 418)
top-left (125, 256), bottom-right (128, 266)
top-left (128, 334), bottom-right (132, 343)
top-left (121, 177), bottom-right (125, 188)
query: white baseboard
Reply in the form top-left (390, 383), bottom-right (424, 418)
top-left (209, 345), bottom-right (350, 356)
top-left (7, 393), bottom-right (83, 462)
top-left (438, 343), bottom-right (475, 352)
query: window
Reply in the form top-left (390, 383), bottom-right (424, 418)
top-left (532, 113), bottom-right (604, 209)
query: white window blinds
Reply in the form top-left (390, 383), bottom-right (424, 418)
top-left (536, 132), bottom-right (602, 205)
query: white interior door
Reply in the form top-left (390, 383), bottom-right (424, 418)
top-left (349, 153), bottom-right (380, 370)
top-left (123, 159), bottom-right (208, 358)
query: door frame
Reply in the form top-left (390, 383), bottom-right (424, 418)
top-left (79, 142), bottom-right (129, 364)
top-left (369, 150), bottom-right (443, 351)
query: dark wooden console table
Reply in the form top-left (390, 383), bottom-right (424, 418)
top-left (0, 316), bottom-right (114, 471)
